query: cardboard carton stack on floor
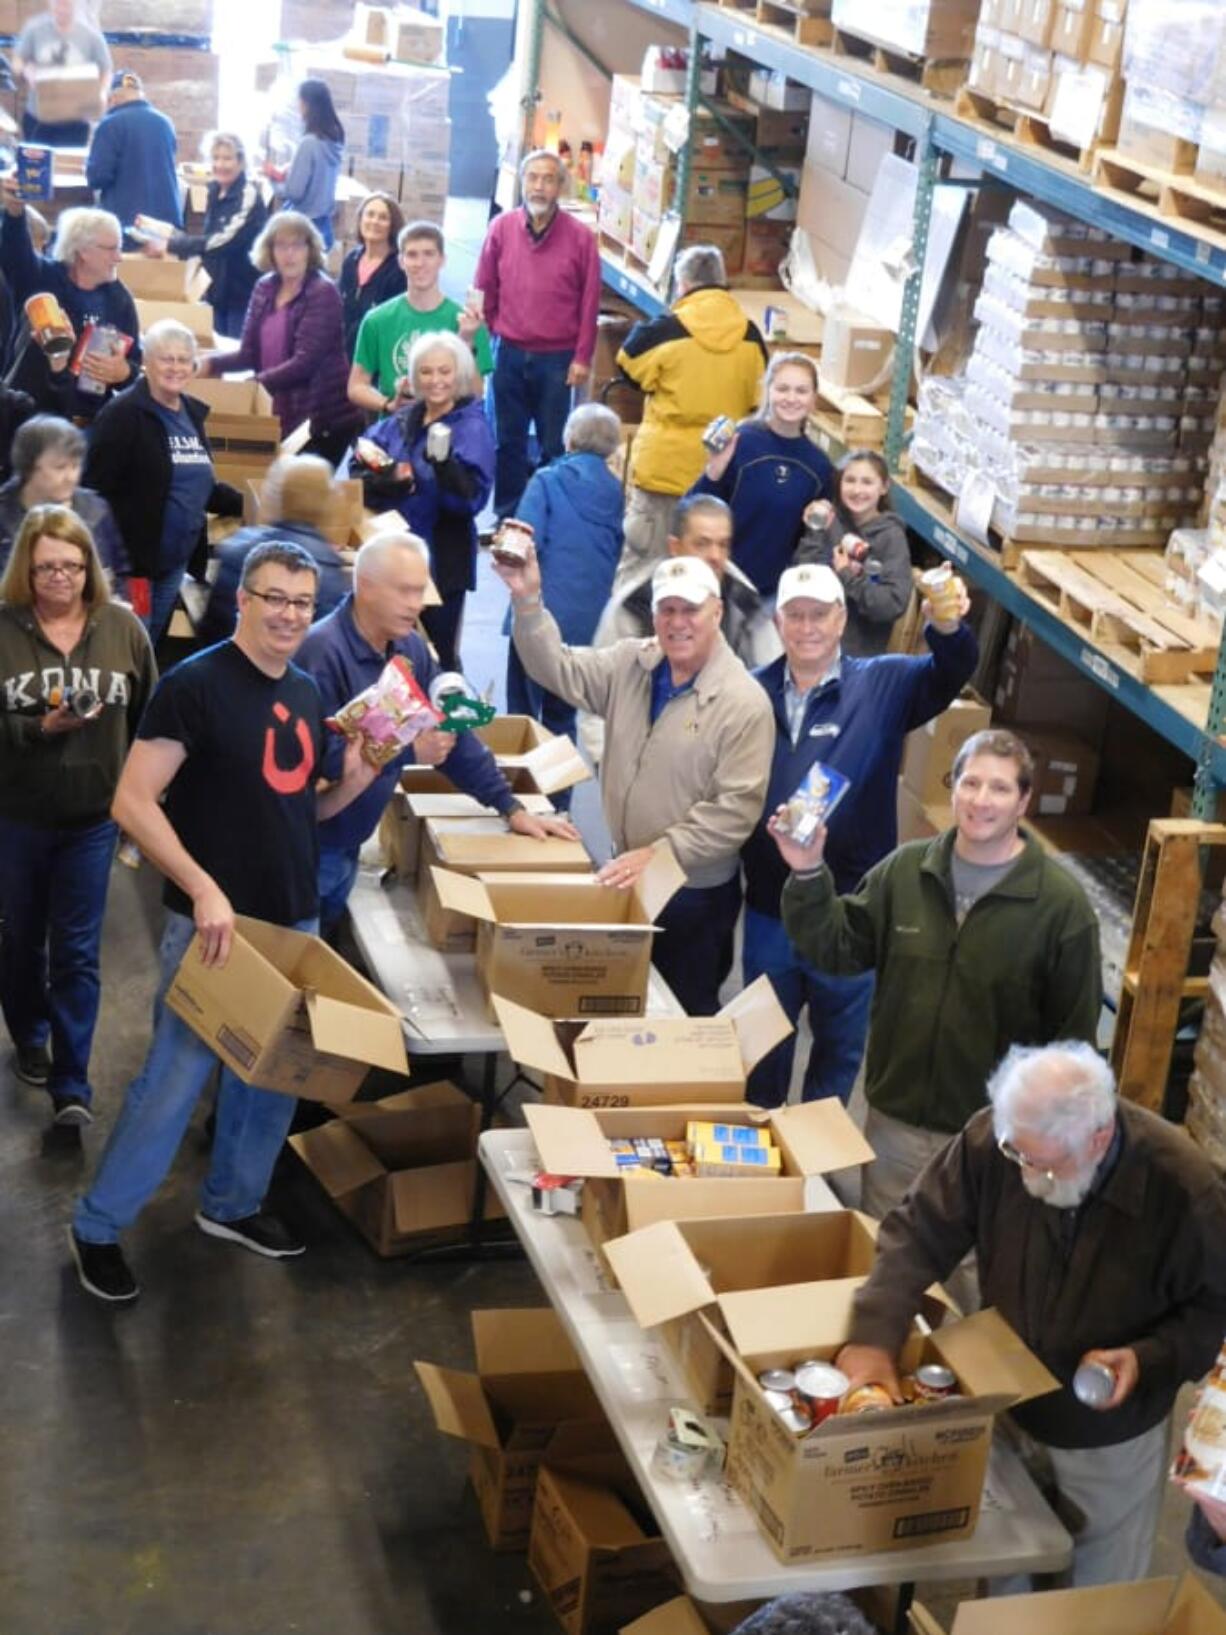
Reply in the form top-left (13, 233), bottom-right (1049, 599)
top-left (109, 41), bottom-right (221, 165)
top-left (912, 197), bottom-right (1221, 547)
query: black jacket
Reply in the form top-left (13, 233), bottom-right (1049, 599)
top-left (83, 377), bottom-right (242, 579)
top-left (337, 246), bottom-right (406, 358)
top-left (168, 176), bottom-right (267, 321)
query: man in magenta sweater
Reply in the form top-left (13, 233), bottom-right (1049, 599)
top-left (473, 149), bottom-right (601, 519)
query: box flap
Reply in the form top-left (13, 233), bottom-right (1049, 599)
top-left (623, 1174), bottom-right (805, 1231)
top-left (540, 1468), bottom-right (645, 1549)
top-left (718, 1277), bottom-right (866, 1360)
top-left (572, 1019), bottom-right (743, 1087)
top-left (908, 1605), bottom-right (946, 1635)
top-left (288, 1119), bottom-right (385, 1199)
top-left (413, 1360), bottom-right (501, 1450)
top-left (635, 839), bottom-right (687, 922)
top-left (429, 866), bottom-right (494, 921)
top-left (1165, 1573), bottom-right (1226, 1635)
top-left (389, 1160), bottom-right (488, 1236)
top-left (932, 1306), bottom-right (1060, 1406)
top-left (472, 1308), bottom-right (602, 1425)
top-left (603, 1220), bottom-right (716, 1329)
top-left (523, 1103), bottom-right (622, 1179)
top-left (771, 1097), bottom-right (875, 1175)
top-left (620, 1598), bottom-right (712, 1635)
top-left (407, 791), bottom-right (554, 819)
top-left (304, 990), bottom-right (408, 1075)
top-left (948, 1576), bottom-right (1177, 1635)
top-left (431, 827), bottom-right (590, 873)
top-left (515, 734), bottom-right (592, 794)
top-left (493, 996), bottom-right (575, 1081)
top-left (717, 974), bottom-right (794, 1071)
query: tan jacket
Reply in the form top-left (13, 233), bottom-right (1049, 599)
top-left (513, 603), bottom-right (772, 888)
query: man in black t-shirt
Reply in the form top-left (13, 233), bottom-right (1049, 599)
top-left (70, 540), bottom-right (376, 1303)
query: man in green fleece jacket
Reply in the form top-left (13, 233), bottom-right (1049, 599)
top-left (773, 727), bottom-right (1101, 1216)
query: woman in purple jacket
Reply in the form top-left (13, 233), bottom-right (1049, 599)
top-left (198, 210), bottom-right (361, 466)
top-left (352, 329), bottom-right (494, 669)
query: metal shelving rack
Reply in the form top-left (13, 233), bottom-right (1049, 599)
top-left (585, 0), bottom-right (1226, 804)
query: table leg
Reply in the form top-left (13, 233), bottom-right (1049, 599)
top-left (892, 1581), bottom-right (915, 1635)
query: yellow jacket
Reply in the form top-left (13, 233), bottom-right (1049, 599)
top-left (617, 286), bottom-right (767, 496)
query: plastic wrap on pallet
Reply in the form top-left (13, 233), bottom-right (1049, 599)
top-left (1122, 0), bottom-right (1226, 108)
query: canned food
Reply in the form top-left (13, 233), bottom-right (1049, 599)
top-left (840, 1383), bottom-right (896, 1415)
top-left (794, 1361), bottom-right (849, 1425)
top-left (913, 1364), bottom-right (958, 1400)
top-left (778, 1404), bottom-right (813, 1436)
top-left (701, 414), bottom-right (736, 456)
top-left (762, 1388), bottom-right (795, 1415)
top-left (69, 688), bottom-right (100, 718)
top-left (1072, 1359), bottom-right (1115, 1407)
top-left (651, 1405), bottom-right (722, 1480)
top-left (758, 1368), bottom-right (796, 1393)
top-left (24, 291), bottom-right (74, 356)
top-left (491, 518), bottom-right (535, 566)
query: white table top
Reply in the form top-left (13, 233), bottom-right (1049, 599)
top-left (479, 1127), bottom-right (1073, 1603)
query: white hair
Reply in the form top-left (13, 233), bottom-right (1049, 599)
top-left (564, 402), bottom-right (621, 458)
top-left (355, 527), bottom-right (431, 582)
top-left (675, 243), bottom-right (727, 293)
top-left (987, 1042), bottom-right (1116, 1149)
top-left (143, 317), bottom-right (197, 358)
top-left (406, 328), bottom-right (478, 400)
top-left (519, 147), bottom-right (566, 185)
top-left (52, 206), bottom-right (121, 267)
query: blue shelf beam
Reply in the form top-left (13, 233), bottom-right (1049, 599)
top-left (623, 0), bottom-right (695, 25)
top-left (600, 252), bottom-right (669, 318)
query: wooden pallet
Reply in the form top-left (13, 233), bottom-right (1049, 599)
top-left (754, 0), bottom-right (834, 46)
top-left (1093, 148), bottom-right (1226, 244)
top-left (1016, 549), bottom-right (1220, 684)
top-left (1111, 819), bottom-right (1226, 1111)
top-left (811, 379), bottom-right (887, 447)
top-left (831, 27), bottom-right (966, 97)
top-left (955, 85), bottom-right (1103, 175)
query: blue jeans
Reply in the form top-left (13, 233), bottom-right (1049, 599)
top-left (318, 844), bottom-right (360, 938)
top-left (420, 589), bottom-right (466, 672)
top-left (74, 910), bottom-right (315, 1243)
top-left (312, 212), bottom-right (334, 250)
top-left (653, 875), bottom-right (742, 1017)
top-left (491, 339), bottom-right (573, 517)
top-left (0, 815), bottom-right (116, 1104)
top-left (144, 568), bottom-right (185, 648)
top-left (741, 907), bottom-right (874, 1108)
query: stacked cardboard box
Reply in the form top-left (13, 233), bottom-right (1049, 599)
top-left (1116, 0), bottom-right (1226, 179)
top-left (795, 90), bottom-right (894, 288)
top-left (110, 43), bottom-right (221, 165)
top-left (830, 0), bottom-right (979, 60)
top-left (912, 198), bottom-right (1222, 546)
top-left (279, 0), bottom-right (354, 41)
top-left (966, 0), bottom-right (1125, 152)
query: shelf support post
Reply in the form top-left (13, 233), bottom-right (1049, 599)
top-left (885, 114), bottom-right (936, 473)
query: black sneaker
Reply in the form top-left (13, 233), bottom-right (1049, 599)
top-left (14, 1043), bottom-right (51, 1087)
top-left (52, 1095), bottom-right (93, 1127)
top-left (68, 1229), bottom-right (139, 1303)
top-left (194, 1210), bottom-right (305, 1259)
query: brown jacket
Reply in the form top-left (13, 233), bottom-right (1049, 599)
top-left (850, 1102), bottom-right (1226, 1449)
top-left (512, 603), bottom-right (772, 888)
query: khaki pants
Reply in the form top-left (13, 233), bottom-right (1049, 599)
top-left (614, 485), bottom-right (676, 591)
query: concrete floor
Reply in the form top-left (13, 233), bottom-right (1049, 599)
top-left (2, 197), bottom-right (1223, 1634)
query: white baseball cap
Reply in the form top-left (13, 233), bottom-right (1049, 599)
top-left (776, 563), bottom-right (845, 609)
top-left (651, 555), bottom-right (721, 611)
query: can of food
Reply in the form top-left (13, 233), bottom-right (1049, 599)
top-left (778, 1403), bottom-right (813, 1436)
top-left (919, 563), bottom-right (960, 623)
top-left (762, 1388), bottom-right (796, 1416)
top-left (651, 1406), bottom-right (721, 1480)
top-left (793, 1361), bottom-right (849, 1425)
top-left (466, 284), bottom-right (485, 320)
top-left (1072, 1359), bottom-right (1116, 1407)
top-left (840, 1383), bottom-right (896, 1415)
top-left (491, 518), bottom-right (535, 566)
top-left (913, 1364), bottom-right (958, 1400)
top-left (24, 291), bottom-right (74, 357)
top-left (426, 421), bottom-right (452, 462)
top-left (701, 414), bottom-right (736, 456)
top-left (69, 687), bottom-right (100, 718)
top-left (758, 1368), bottom-right (796, 1393)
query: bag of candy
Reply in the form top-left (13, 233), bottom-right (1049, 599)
top-left (328, 655), bottom-right (440, 768)
top-left (774, 761), bottom-right (850, 846)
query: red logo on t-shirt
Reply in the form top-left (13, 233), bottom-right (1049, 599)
top-left (262, 701), bottom-right (316, 795)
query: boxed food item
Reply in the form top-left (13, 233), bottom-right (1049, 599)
top-left (166, 914), bottom-right (409, 1102)
top-left (900, 693), bottom-right (993, 806)
top-left (820, 308), bottom-right (893, 392)
top-left (416, 817), bottom-right (591, 954)
top-left (288, 1081), bottom-right (501, 1254)
top-left (415, 1308), bottom-right (606, 1550)
top-left (27, 63), bottom-right (101, 123)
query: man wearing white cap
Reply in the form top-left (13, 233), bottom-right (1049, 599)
top-left (740, 560), bottom-right (977, 1108)
top-left (495, 545), bottom-right (772, 1013)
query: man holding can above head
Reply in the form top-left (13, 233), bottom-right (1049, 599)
top-left (771, 727), bottom-right (1101, 1213)
top-left (741, 560), bottom-right (977, 1110)
top-left (834, 1040), bottom-right (1226, 1590)
top-left (494, 543), bottom-right (773, 1015)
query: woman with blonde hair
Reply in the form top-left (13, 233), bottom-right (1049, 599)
top-left (0, 504), bottom-right (155, 1124)
top-left (199, 210), bottom-right (361, 465)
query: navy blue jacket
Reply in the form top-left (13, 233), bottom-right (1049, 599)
top-left (295, 592), bottom-right (518, 851)
top-left (196, 520), bottom-right (348, 650)
top-left (86, 98), bottom-right (182, 232)
top-left (690, 420), bottom-right (834, 596)
top-left (742, 621), bottom-right (979, 915)
top-left (515, 451), bottom-right (624, 645)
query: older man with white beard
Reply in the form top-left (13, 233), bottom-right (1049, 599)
top-left (834, 1041), bottom-right (1226, 1592)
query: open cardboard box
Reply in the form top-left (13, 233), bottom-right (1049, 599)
top-left (137, 297), bottom-right (214, 346)
top-left (431, 845), bottom-right (686, 1019)
top-left (188, 376), bottom-right (282, 484)
top-left (524, 1098), bottom-right (872, 1295)
top-left (379, 788), bottom-right (556, 879)
top-left (605, 1209), bottom-right (882, 1414)
top-left (415, 1307), bottom-right (606, 1551)
top-left (499, 975), bottom-right (793, 1109)
top-left (396, 716), bottom-right (592, 800)
top-left (288, 1080), bottom-right (500, 1254)
top-left (418, 817), bottom-right (592, 954)
top-left (910, 1574), bottom-right (1226, 1635)
top-left (29, 62), bottom-right (101, 122)
top-left (166, 913), bottom-right (409, 1101)
top-left (621, 1602), bottom-right (719, 1635)
top-left (121, 252), bottom-right (206, 304)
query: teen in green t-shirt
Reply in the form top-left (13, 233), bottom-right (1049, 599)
top-left (348, 220), bottom-right (492, 416)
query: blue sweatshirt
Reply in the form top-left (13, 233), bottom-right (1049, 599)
top-left (295, 592), bottom-right (518, 852)
top-left (742, 621), bottom-right (979, 914)
top-left (280, 134), bottom-right (343, 220)
top-left (690, 420), bottom-right (834, 596)
top-left (86, 98), bottom-right (182, 232)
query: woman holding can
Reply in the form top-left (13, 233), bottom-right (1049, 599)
top-left (351, 329), bottom-right (493, 670)
top-left (0, 504), bottom-right (155, 1125)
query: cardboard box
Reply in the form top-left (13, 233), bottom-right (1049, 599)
top-left (806, 93), bottom-right (852, 177)
top-left (415, 1308), bottom-right (607, 1550)
top-left (136, 298), bottom-right (215, 347)
top-left (165, 914), bottom-right (409, 1102)
top-left (397, 719), bottom-right (590, 801)
top-left (620, 1602), bottom-right (719, 1635)
top-left (187, 376), bottom-right (281, 483)
top-left (524, 1099), bottom-right (873, 1282)
top-left (908, 1573), bottom-right (1226, 1635)
top-left (121, 253), bottom-right (203, 304)
top-left (417, 818), bottom-right (592, 954)
top-left (746, 163), bottom-right (801, 223)
top-left (1050, 0), bottom-right (1094, 59)
top-left (529, 1457), bottom-right (680, 1635)
top-left (502, 977), bottom-right (793, 1109)
top-left (606, 1209), bottom-right (888, 1416)
top-left (897, 781), bottom-right (949, 844)
top-left (846, 114), bottom-right (895, 193)
top-left (430, 846), bottom-right (685, 1020)
top-left (288, 1080), bottom-right (504, 1253)
top-left (901, 694), bottom-right (993, 806)
top-left (28, 63), bottom-right (101, 123)
top-left (820, 307), bottom-right (893, 392)
top-left (752, 106), bottom-right (810, 159)
top-left (748, 68), bottom-right (811, 111)
top-left (388, 5), bottom-right (445, 64)
top-left (378, 789), bottom-right (555, 880)
top-left (992, 622), bottom-right (1110, 738)
top-left (1023, 728), bottom-right (1100, 817)
top-left (743, 219), bottom-right (794, 280)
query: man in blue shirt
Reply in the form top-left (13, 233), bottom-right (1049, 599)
top-left (86, 71), bottom-right (182, 242)
top-left (741, 561), bottom-right (977, 1107)
top-left (296, 529), bottom-right (579, 935)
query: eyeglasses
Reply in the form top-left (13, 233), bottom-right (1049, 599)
top-left (32, 560), bottom-right (87, 580)
top-left (996, 1136), bottom-right (1057, 1185)
top-left (245, 588), bottom-right (317, 616)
